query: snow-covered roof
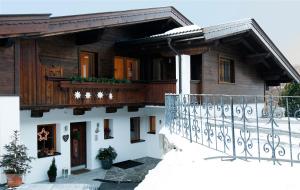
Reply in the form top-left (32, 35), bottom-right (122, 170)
top-left (118, 18), bottom-right (300, 83)
top-left (150, 25), bottom-right (202, 38)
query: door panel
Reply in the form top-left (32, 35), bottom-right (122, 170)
top-left (80, 52), bottom-right (96, 78)
top-left (126, 58), bottom-right (139, 80)
top-left (70, 122), bottom-right (86, 167)
top-left (114, 56), bottom-right (124, 80)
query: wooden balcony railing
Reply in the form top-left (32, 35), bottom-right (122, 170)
top-left (190, 80), bottom-right (202, 94)
top-left (20, 77), bottom-right (176, 109)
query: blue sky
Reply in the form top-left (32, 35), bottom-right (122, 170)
top-left (1, 0), bottom-right (299, 66)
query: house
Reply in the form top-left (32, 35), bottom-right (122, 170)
top-left (0, 6), bottom-right (299, 184)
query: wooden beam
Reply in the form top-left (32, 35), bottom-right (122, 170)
top-left (73, 108), bottom-right (91, 116)
top-left (128, 106), bottom-right (139, 112)
top-left (246, 57), bottom-right (271, 69)
top-left (14, 39), bottom-right (20, 95)
top-left (75, 29), bottom-right (104, 45)
top-left (241, 39), bottom-right (256, 53)
top-left (246, 53), bottom-right (271, 59)
top-left (220, 36), bottom-right (244, 44)
top-left (105, 107), bottom-right (122, 113)
top-left (31, 109), bottom-right (49, 118)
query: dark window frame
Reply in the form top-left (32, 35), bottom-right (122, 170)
top-left (37, 124), bottom-right (60, 158)
top-left (104, 119), bottom-right (113, 139)
top-left (219, 56), bottom-right (235, 84)
top-left (130, 117), bottom-right (145, 143)
top-left (79, 51), bottom-right (98, 78)
top-left (148, 116), bottom-right (156, 134)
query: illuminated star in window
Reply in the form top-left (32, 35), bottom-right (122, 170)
top-left (38, 128), bottom-right (49, 141)
top-left (97, 91), bottom-right (104, 99)
top-left (108, 92), bottom-right (113, 100)
top-left (74, 91), bottom-right (81, 99)
top-left (85, 92), bottom-right (91, 99)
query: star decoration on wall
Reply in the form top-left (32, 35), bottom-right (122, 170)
top-left (38, 128), bottom-right (50, 141)
top-left (85, 92), bottom-right (91, 99)
top-left (109, 92), bottom-right (113, 100)
top-left (97, 91), bottom-right (104, 99)
top-left (74, 91), bottom-right (81, 99)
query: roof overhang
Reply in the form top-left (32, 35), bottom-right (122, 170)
top-left (117, 19), bottom-right (300, 84)
top-left (0, 14), bottom-right (51, 38)
top-left (204, 19), bottom-right (300, 83)
top-left (0, 6), bottom-right (192, 39)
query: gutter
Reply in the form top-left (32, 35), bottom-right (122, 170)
top-left (167, 38), bottom-right (182, 94)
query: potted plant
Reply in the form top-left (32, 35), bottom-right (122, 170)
top-left (96, 146), bottom-right (117, 169)
top-left (47, 158), bottom-right (57, 182)
top-left (0, 131), bottom-right (33, 188)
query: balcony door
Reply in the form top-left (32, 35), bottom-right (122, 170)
top-left (114, 56), bottom-right (139, 80)
top-left (80, 52), bottom-right (97, 78)
top-left (114, 56), bottom-right (124, 80)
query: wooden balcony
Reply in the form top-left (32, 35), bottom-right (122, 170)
top-left (20, 77), bottom-right (176, 110)
top-left (190, 80), bottom-right (202, 94)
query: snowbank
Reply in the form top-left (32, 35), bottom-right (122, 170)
top-left (136, 128), bottom-right (300, 190)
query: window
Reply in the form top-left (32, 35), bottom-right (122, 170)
top-left (130, 117), bottom-right (144, 143)
top-left (151, 57), bottom-right (175, 80)
top-left (104, 119), bottom-right (113, 139)
top-left (191, 54), bottom-right (202, 80)
top-left (37, 124), bottom-right (59, 158)
top-left (148, 116), bottom-right (156, 134)
top-left (219, 56), bottom-right (235, 83)
top-left (80, 51), bottom-right (97, 78)
top-left (114, 56), bottom-right (139, 80)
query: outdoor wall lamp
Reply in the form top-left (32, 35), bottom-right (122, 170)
top-left (95, 123), bottom-right (100, 133)
top-left (64, 125), bottom-right (68, 132)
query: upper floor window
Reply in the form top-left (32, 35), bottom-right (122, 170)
top-left (114, 56), bottom-right (139, 80)
top-left (191, 54), bottom-right (202, 80)
top-left (219, 56), bottom-right (235, 83)
top-left (80, 51), bottom-right (97, 78)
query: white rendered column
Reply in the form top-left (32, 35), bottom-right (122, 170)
top-left (176, 55), bottom-right (191, 94)
top-left (0, 96), bottom-right (20, 184)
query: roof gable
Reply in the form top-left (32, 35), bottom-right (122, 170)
top-left (0, 6), bottom-right (192, 38)
top-left (118, 19), bottom-right (300, 83)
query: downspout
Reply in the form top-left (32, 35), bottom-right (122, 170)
top-left (167, 38), bottom-right (182, 94)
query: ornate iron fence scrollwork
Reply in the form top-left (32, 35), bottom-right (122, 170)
top-left (165, 94), bottom-right (300, 166)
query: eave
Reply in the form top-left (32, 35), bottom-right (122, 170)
top-left (0, 6), bottom-right (193, 39)
top-left (203, 19), bottom-right (300, 83)
top-left (117, 19), bottom-right (300, 84)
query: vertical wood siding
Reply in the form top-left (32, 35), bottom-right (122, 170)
top-left (0, 45), bottom-right (15, 95)
top-left (202, 45), bottom-right (265, 96)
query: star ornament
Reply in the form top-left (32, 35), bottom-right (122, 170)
top-left (109, 92), bottom-right (113, 100)
top-left (85, 92), bottom-right (91, 99)
top-left (38, 128), bottom-right (50, 141)
top-left (97, 91), bottom-right (104, 99)
top-left (74, 91), bottom-right (81, 99)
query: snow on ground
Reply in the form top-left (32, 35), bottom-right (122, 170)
top-left (135, 127), bottom-right (300, 190)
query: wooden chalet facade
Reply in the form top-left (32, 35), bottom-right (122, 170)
top-left (0, 7), bottom-right (299, 184)
top-left (0, 7), bottom-right (192, 116)
top-left (1, 8), bottom-right (299, 114)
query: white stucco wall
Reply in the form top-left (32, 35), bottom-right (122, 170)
top-left (176, 55), bottom-right (191, 94)
top-left (20, 106), bottom-right (165, 183)
top-left (0, 96), bottom-right (20, 184)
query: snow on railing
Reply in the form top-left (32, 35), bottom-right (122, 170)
top-left (165, 94), bottom-right (300, 166)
